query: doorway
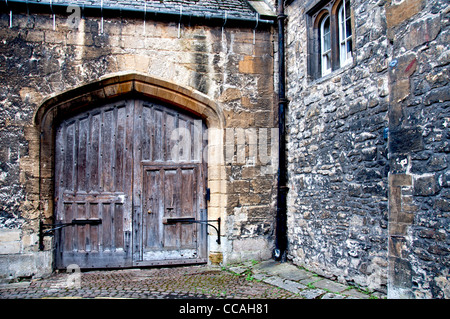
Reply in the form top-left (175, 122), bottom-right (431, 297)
top-left (54, 99), bottom-right (208, 269)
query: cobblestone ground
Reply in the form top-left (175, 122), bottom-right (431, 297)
top-left (0, 265), bottom-right (303, 299)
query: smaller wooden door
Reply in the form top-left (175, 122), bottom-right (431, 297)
top-left (139, 165), bottom-right (203, 262)
top-left (133, 101), bottom-right (208, 266)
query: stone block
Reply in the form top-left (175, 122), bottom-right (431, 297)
top-left (389, 127), bottom-right (423, 154)
top-left (402, 15), bottom-right (441, 50)
top-left (209, 252), bottom-right (223, 265)
top-left (391, 78), bottom-right (411, 103)
top-left (231, 180), bottom-right (250, 193)
top-left (218, 88), bottom-right (242, 103)
top-left (389, 53), bottom-right (417, 83)
top-left (435, 199), bottom-right (450, 212)
top-left (413, 174), bottom-right (439, 196)
top-left (0, 252), bottom-right (52, 280)
top-left (386, 0), bottom-right (426, 29)
top-left (238, 56), bottom-right (270, 74)
top-left (389, 257), bottom-right (412, 289)
top-left (0, 229), bottom-right (21, 255)
top-left (424, 87), bottom-right (450, 106)
top-left (390, 174), bottom-right (412, 187)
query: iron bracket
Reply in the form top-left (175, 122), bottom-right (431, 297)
top-left (38, 219), bottom-right (102, 251)
top-left (164, 217), bottom-right (221, 245)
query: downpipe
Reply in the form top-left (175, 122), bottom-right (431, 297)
top-left (274, 0), bottom-right (289, 262)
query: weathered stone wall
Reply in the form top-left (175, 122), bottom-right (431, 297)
top-left (0, 8), bottom-right (276, 280)
top-left (286, 0), bottom-right (390, 293)
top-left (285, 0), bottom-right (449, 298)
top-left (385, 0), bottom-right (450, 299)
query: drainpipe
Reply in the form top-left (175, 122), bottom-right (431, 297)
top-left (274, 0), bottom-right (288, 262)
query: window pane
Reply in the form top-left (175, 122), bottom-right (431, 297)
top-left (321, 16), bottom-right (331, 52)
top-left (323, 16), bottom-right (330, 32)
top-left (326, 52), bottom-right (331, 70)
top-left (346, 18), bottom-right (352, 38)
top-left (324, 34), bottom-right (330, 51)
top-left (345, 0), bottom-right (351, 19)
top-left (347, 38), bottom-right (353, 54)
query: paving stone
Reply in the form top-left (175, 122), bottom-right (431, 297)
top-left (321, 292), bottom-right (346, 299)
top-left (228, 266), bottom-right (247, 275)
top-left (341, 288), bottom-right (371, 299)
top-left (313, 278), bottom-right (348, 293)
top-left (298, 288), bottom-right (327, 299)
top-left (252, 273), bottom-right (268, 281)
top-left (299, 276), bottom-right (322, 286)
top-left (278, 279), bottom-right (306, 294)
top-left (262, 276), bottom-right (285, 287)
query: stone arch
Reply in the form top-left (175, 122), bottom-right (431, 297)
top-left (34, 72), bottom-right (223, 129)
top-left (33, 73), bottom-right (225, 231)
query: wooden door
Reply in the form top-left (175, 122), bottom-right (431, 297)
top-left (54, 99), bottom-right (207, 269)
top-left (133, 101), bottom-right (208, 266)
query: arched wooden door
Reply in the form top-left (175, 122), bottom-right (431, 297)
top-left (54, 99), bottom-right (208, 269)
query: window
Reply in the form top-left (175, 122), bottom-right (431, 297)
top-left (338, 0), bottom-right (352, 67)
top-left (320, 15), bottom-right (332, 76)
top-left (307, 0), bottom-right (354, 80)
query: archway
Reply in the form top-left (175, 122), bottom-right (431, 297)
top-left (34, 73), bottom-right (225, 268)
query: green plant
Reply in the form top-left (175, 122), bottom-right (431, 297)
top-left (306, 282), bottom-right (316, 289)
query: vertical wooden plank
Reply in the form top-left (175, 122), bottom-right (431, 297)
top-left (55, 125), bottom-right (65, 220)
top-left (63, 203), bottom-right (73, 252)
top-left (90, 203), bottom-right (99, 252)
top-left (124, 100), bottom-right (135, 261)
top-left (181, 168), bottom-right (195, 247)
top-left (90, 112), bottom-right (101, 192)
top-left (102, 203), bottom-right (112, 251)
top-left (153, 108), bottom-right (163, 162)
top-left (165, 111), bottom-right (176, 162)
top-left (65, 122), bottom-right (75, 191)
top-left (78, 117), bottom-right (89, 192)
top-left (115, 203), bottom-right (124, 250)
top-left (133, 100), bottom-right (143, 207)
top-left (102, 110), bottom-right (114, 192)
top-left (142, 105), bottom-right (153, 161)
top-left (77, 203), bottom-right (86, 252)
top-left (143, 169), bottom-right (161, 250)
top-left (133, 100), bottom-right (143, 260)
top-left (116, 106), bottom-right (126, 192)
top-left (163, 169), bottom-right (179, 248)
top-left (193, 120), bottom-right (203, 163)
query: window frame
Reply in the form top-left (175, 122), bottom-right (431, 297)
top-left (320, 14), bottom-right (332, 76)
top-left (306, 0), bottom-right (354, 81)
top-left (338, 0), bottom-right (353, 67)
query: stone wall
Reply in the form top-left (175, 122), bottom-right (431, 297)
top-left (385, 0), bottom-right (450, 299)
top-left (286, 0), bottom-right (390, 293)
top-left (285, 0), bottom-right (449, 298)
top-left (0, 8), bottom-right (276, 280)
